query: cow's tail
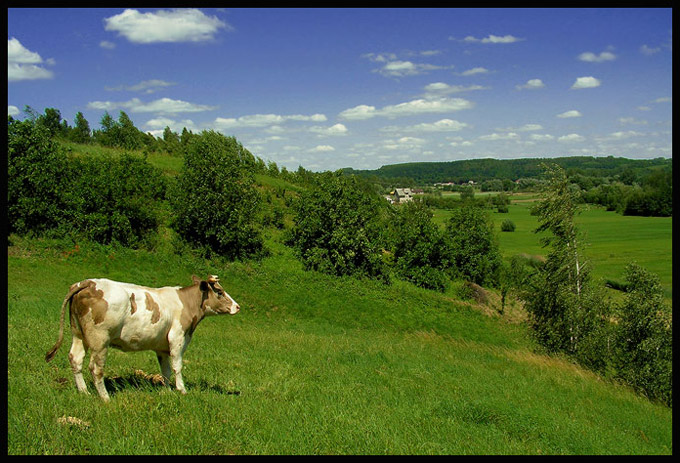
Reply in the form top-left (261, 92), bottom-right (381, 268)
top-left (45, 281), bottom-right (92, 363)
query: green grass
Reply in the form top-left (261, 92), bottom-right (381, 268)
top-left (7, 238), bottom-right (672, 454)
top-left (433, 197), bottom-right (672, 302)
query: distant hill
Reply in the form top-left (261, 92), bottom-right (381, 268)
top-left (342, 156), bottom-right (672, 185)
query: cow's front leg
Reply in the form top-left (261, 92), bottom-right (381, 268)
top-left (156, 352), bottom-right (172, 387)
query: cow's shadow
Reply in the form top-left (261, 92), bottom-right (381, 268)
top-left (103, 373), bottom-right (240, 397)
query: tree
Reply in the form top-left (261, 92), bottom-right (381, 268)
top-left (288, 171), bottom-right (387, 281)
top-left (171, 131), bottom-right (265, 260)
top-left (116, 111), bottom-right (143, 150)
top-left (614, 263), bottom-right (672, 405)
top-left (8, 116), bottom-right (70, 236)
top-left (444, 204), bottom-right (501, 286)
top-left (390, 201), bottom-right (450, 291)
top-left (70, 111), bottom-right (91, 144)
top-left (524, 164), bottom-right (597, 354)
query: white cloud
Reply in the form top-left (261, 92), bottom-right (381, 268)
top-left (99, 40), bottom-right (116, 49)
top-left (618, 117), bottom-right (648, 126)
top-left (339, 97), bottom-right (473, 120)
top-left (374, 59), bottom-right (453, 77)
top-left (529, 134), bottom-right (555, 141)
top-left (104, 8), bottom-right (229, 44)
top-left (461, 34), bottom-right (524, 44)
top-left (214, 112), bottom-right (326, 128)
top-left (571, 76), bottom-right (601, 89)
top-left (458, 67), bottom-right (489, 76)
top-left (557, 110), bottom-right (582, 118)
top-left (640, 44), bottom-right (661, 55)
top-left (8, 105), bottom-right (20, 117)
top-left (309, 123), bottom-right (349, 136)
top-left (382, 118), bottom-right (469, 133)
top-left (516, 78), bottom-right (545, 90)
top-left (653, 97), bottom-right (671, 103)
top-left (599, 130), bottom-right (645, 141)
top-left (105, 79), bottom-right (176, 94)
top-left (423, 82), bottom-right (488, 97)
top-left (8, 37), bottom-right (54, 81)
top-left (308, 145), bottom-right (335, 152)
top-left (577, 51), bottom-right (617, 62)
top-left (479, 132), bottom-right (520, 141)
top-left (557, 133), bottom-right (585, 143)
top-left (498, 123), bottom-right (543, 132)
top-left (87, 97), bottom-right (218, 113)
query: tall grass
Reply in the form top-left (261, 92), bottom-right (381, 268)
top-left (7, 237), bottom-right (672, 454)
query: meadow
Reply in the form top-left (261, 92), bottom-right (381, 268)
top-left (7, 232), bottom-right (672, 454)
top-left (433, 193), bottom-right (673, 302)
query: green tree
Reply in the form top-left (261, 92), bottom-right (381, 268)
top-left (390, 201), bottom-right (450, 291)
top-left (614, 263), bottom-right (672, 405)
top-left (116, 111), bottom-right (143, 150)
top-left (171, 131), bottom-right (265, 260)
top-left (70, 111), bottom-right (91, 144)
top-left (288, 171), bottom-right (387, 281)
top-left (444, 204), bottom-right (501, 286)
top-left (524, 164), bottom-right (598, 354)
top-left (8, 116), bottom-right (69, 236)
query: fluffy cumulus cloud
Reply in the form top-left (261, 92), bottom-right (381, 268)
top-left (577, 50), bottom-right (617, 62)
top-left (458, 67), bottom-right (489, 76)
top-left (8, 105), bottom-right (20, 116)
top-left (87, 97), bottom-right (217, 113)
top-left (339, 97), bottom-right (473, 120)
top-left (557, 133), bottom-right (585, 143)
top-left (557, 110), bottom-right (582, 118)
top-left (309, 123), bottom-right (349, 136)
top-left (571, 76), bottom-right (601, 89)
top-left (104, 8), bottom-right (229, 43)
top-left (516, 78), bottom-right (545, 90)
top-left (8, 37), bottom-right (54, 81)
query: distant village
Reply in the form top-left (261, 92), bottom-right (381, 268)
top-left (385, 180), bottom-right (477, 204)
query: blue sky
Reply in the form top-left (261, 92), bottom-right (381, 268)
top-left (8, 8), bottom-right (672, 171)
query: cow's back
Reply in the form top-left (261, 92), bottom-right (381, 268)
top-left (72, 279), bottom-right (183, 353)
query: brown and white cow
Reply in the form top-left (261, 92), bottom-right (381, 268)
top-left (45, 275), bottom-right (240, 401)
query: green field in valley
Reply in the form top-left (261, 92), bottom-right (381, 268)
top-left (433, 194), bottom-right (673, 302)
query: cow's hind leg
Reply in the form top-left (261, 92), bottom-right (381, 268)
top-left (68, 336), bottom-right (89, 394)
top-left (89, 347), bottom-right (110, 401)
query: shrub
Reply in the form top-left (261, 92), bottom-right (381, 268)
top-left (390, 201), bottom-right (450, 291)
top-left (614, 263), bottom-right (672, 405)
top-left (171, 131), bottom-right (265, 260)
top-left (65, 153), bottom-right (165, 246)
top-left (8, 116), bottom-right (70, 237)
top-left (500, 219), bottom-right (515, 232)
top-left (287, 172), bottom-right (387, 281)
top-left (444, 204), bottom-right (502, 286)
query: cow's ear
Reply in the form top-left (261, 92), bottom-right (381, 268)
top-left (192, 275), bottom-right (201, 286)
top-left (199, 280), bottom-right (210, 292)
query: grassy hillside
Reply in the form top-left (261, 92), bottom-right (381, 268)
top-left (8, 143), bottom-right (672, 454)
top-left (8, 233), bottom-right (672, 454)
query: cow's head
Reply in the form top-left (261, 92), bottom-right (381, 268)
top-left (193, 275), bottom-right (240, 315)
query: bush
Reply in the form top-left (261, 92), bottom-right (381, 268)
top-left (65, 153), bottom-right (165, 246)
top-left (287, 172), bottom-right (387, 281)
top-left (614, 263), bottom-right (672, 405)
top-left (8, 116), bottom-right (70, 236)
top-left (171, 131), bottom-right (265, 260)
top-left (500, 219), bottom-right (515, 232)
top-left (444, 204), bottom-right (502, 286)
top-left (390, 201), bottom-right (450, 291)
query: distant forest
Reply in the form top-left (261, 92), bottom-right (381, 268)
top-left (342, 156), bottom-right (672, 185)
